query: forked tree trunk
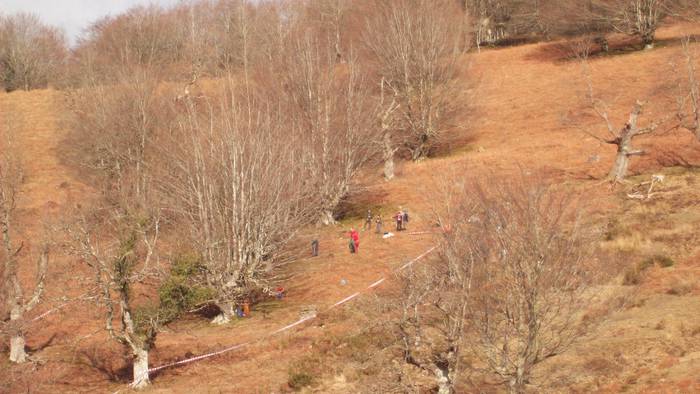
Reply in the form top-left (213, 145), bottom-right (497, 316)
top-left (131, 347), bottom-right (150, 389)
top-left (608, 102), bottom-right (645, 182)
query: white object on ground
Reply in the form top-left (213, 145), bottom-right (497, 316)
top-left (382, 232), bottom-right (395, 239)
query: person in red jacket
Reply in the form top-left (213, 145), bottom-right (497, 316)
top-left (350, 228), bottom-right (360, 252)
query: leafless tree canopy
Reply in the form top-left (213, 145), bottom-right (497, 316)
top-left (160, 89), bottom-right (320, 322)
top-left (364, 0), bottom-right (463, 161)
top-left (458, 177), bottom-right (602, 393)
top-left (274, 32), bottom-right (376, 223)
top-left (0, 12), bottom-right (67, 92)
top-left (395, 174), bottom-right (606, 393)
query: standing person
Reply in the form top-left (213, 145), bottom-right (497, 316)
top-left (311, 239), bottom-right (319, 257)
top-left (348, 229), bottom-right (357, 253)
top-left (364, 209), bottom-right (373, 231)
top-left (375, 215), bottom-right (383, 234)
top-left (402, 209), bottom-right (409, 231)
top-left (351, 228), bottom-right (360, 252)
top-left (395, 209), bottom-right (403, 231)
top-left (348, 236), bottom-right (356, 253)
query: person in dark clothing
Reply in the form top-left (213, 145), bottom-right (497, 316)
top-left (395, 210), bottom-right (403, 231)
top-left (348, 237), bottom-right (356, 253)
top-left (402, 210), bottom-right (409, 230)
top-left (311, 239), bottom-right (319, 257)
top-left (364, 209), bottom-right (373, 231)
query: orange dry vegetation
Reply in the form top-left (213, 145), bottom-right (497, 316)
top-left (2, 23), bottom-right (700, 393)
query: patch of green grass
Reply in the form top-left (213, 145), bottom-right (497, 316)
top-left (645, 254), bottom-right (675, 268)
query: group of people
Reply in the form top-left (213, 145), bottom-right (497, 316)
top-left (348, 207), bottom-right (409, 254)
top-left (309, 207), bottom-right (411, 256)
top-left (394, 208), bottom-right (409, 231)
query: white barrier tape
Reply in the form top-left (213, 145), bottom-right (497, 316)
top-left (406, 231), bottom-right (439, 236)
top-left (368, 278), bottom-right (385, 288)
top-left (271, 315), bottom-right (316, 335)
top-left (330, 292), bottom-right (360, 308)
top-left (399, 246), bottom-right (436, 270)
top-left (147, 246), bottom-right (436, 376)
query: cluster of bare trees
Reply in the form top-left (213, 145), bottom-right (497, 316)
top-left (462, 0), bottom-right (700, 50)
top-left (0, 13), bottom-right (66, 91)
top-left (394, 174), bottom-right (606, 393)
top-left (1, 117), bottom-right (50, 364)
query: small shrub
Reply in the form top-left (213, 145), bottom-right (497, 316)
top-left (666, 280), bottom-right (693, 296)
top-left (623, 267), bottom-right (642, 286)
top-left (640, 254), bottom-right (675, 269)
top-left (158, 254), bottom-right (214, 320)
top-left (288, 371), bottom-right (314, 390)
top-left (604, 218), bottom-right (629, 241)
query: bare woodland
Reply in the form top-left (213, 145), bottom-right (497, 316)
top-left (1, 0), bottom-right (700, 392)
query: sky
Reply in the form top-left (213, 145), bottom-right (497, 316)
top-left (0, 0), bottom-right (181, 45)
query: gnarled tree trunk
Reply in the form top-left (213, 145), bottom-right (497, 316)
top-left (131, 347), bottom-right (150, 389)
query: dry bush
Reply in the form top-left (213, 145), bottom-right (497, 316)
top-left (0, 12), bottom-right (67, 92)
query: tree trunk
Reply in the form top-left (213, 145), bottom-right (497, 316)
top-left (131, 347), bottom-right (150, 389)
top-left (642, 31), bottom-right (655, 50)
top-left (609, 149), bottom-right (630, 182)
top-left (212, 302), bottom-right (236, 325)
top-left (435, 366), bottom-right (454, 394)
top-left (411, 139), bottom-right (428, 161)
top-left (383, 132), bottom-right (395, 181)
top-left (9, 332), bottom-right (27, 363)
top-left (320, 210), bottom-right (336, 226)
top-left (509, 366), bottom-right (526, 394)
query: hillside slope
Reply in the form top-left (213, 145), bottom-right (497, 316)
top-left (2, 23), bottom-right (700, 393)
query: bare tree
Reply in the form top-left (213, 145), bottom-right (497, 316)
top-left (1, 123), bottom-right (49, 363)
top-left (64, 208), bottom-right (161, 389)
top-left (277, 32), bottom-right (376, 224)
top-left (0, 12), bottom-right (67, 91)
top-left (589, 0), bottom-right (671, 49)
top-left (575, 59), bottom-right (675, 182)
top-left (393, 175), bottom-right (479, 393)
top-left (364, 0), bottom-right (463, 162)
top-left (458, 176), bottom-right (602, 393)
top-left (677, 37), bottom-right (699, 139)
top-left (161, 89), bottom-right (318, 323)
top-left (394, 173), bottom-right (606, 393)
